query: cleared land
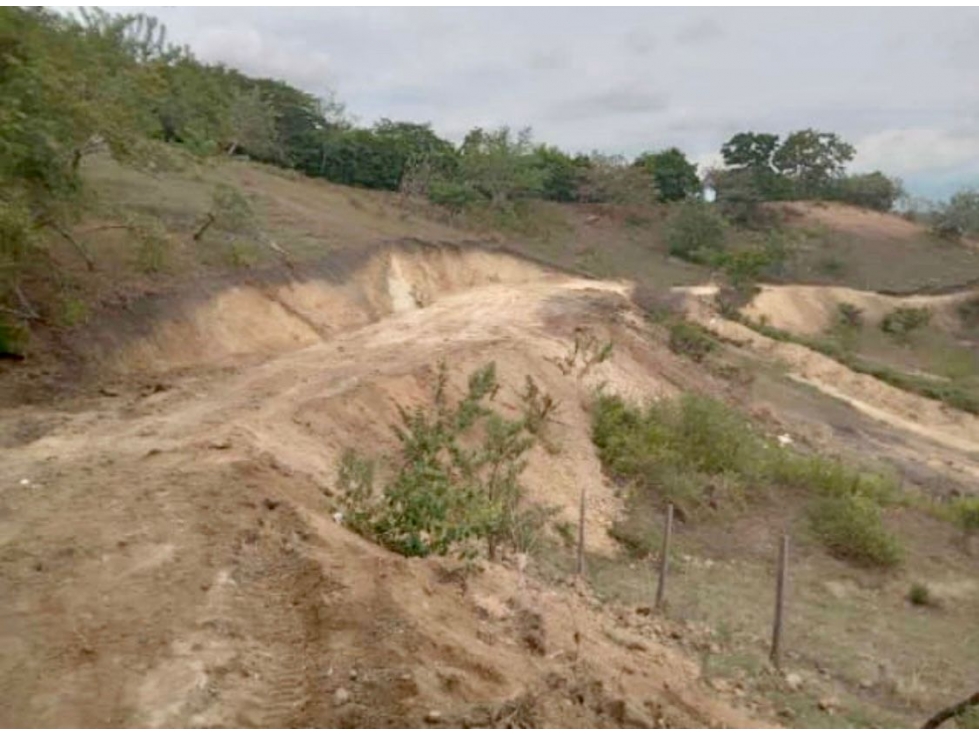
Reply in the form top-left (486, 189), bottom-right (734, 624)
top-left (2, 157), bottom-right (979, 727)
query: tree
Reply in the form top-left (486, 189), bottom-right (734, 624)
top-left (530, 145), bottom-right (586, 203)
top-left (828, 172), bottom-right (903, 212)
top-left (634, 147), bottom-right (701, 202)
top-left (456, 126), bottom-right (544, 206)
top-left (664, 201), bottom-right (727, 263)
top-left (575, 153), bottom-right (658, 206)
top-left (772, 128), bottom-right (855, 197)
top-left (721, 132), bottom-right (780, 171)
top-left (718, 132), bottom-right (789, 201)
top-left (226, 86), bottom-right (279, 159)
top-left (935, 189), bottom-right (979, 237)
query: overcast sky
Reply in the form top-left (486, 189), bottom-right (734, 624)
top-left (117, 7), bottom-right (979, 200)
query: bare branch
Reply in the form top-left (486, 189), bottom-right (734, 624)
top-left (192, 212), bottom-right (216, 242)
top-left (45, 221), bottom-right (96, 271)
top-left (923, 691), bottom-right (979, 729)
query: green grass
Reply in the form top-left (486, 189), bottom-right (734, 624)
top-left (591, 392), bottom-right (903, 566)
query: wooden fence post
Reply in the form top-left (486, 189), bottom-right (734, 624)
top-left (770, 534), bottom-right (789, 668)
top-left (576, 486), bottom-right (586, 577)
top-left (655, 503), bottom-right (674, 610)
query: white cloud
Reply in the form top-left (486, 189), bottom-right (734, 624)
top-left (110, 7), bottom-right (979, 198)
top-left (853, 128), bottom-right (979, 177)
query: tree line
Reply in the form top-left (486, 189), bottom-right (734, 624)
top-left (1, 8), bottom-right (914, 225)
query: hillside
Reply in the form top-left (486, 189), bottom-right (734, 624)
top-left (3, 156), bottom-right (979, 728)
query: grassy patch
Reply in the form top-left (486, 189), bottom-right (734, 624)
top-left (591, 392), bottom-right (903, 566)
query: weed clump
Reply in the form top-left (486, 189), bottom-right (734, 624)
top-left (835, 302), bottom-right (863, 329)
top-left (668, 321), bottom-right (717, 362)
top-left (880, 306), bottom-right (931, 340)
top-left (807, 494), bottom-right (903, 568)
top-left (908, 582), bottom-right (932, 606)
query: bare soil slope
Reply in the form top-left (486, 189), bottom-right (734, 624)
top-left (0, 247), bottom-right (762, 727)
top-left (743, 284), bottom-right (973, 336)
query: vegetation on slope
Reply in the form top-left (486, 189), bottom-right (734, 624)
top-left (592, 392), bottom-right (903, 567)
top-left (336, 362), bottom-right (557, 560)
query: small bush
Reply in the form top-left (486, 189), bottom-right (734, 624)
top-left (956, 296), bottom-right (979, 329)
top-left (908, 582), bottom-right (931, 606)
top-left (956, 705), bottom-right (979, 729)
top-left (428, 180), bottom-right (481, 211)
top-left (807, 494), bottom-right (903, 567)
top-left (553, 520), bottom-right (576, 549)
top-left (337, 361), bottom-right (549, 560)
top-left (880, 306), bottom-right (931, 340)
top-left (0, 318), bottom-right (26, 356)
top-left (836, 302), bottom-right (863, 329)
top-left (948, 496), bottom-right (979, 534)
top-left (665, 201), bottom-right (727, 264)
top-left (668, 320), bottom-right (717, 362)
top-left (716, 233), bottom-right (790, 290)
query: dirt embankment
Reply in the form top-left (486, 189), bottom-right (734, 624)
top-left (743, 283), bottom-right (975, 336)
top-left (678, 286), bottom-right (979, 469)
top-left (0, 243), bottom-right (765, 727)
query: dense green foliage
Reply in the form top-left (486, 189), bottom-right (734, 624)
top-left (807, 494), bottom-right (903, 567)
top-left (591, 392), bottom-right (902, 565)
top-left (665, 200), bottom-right (727, 262)
top-left (337, 362), bottom-right (554, 559)
top-left (713, 128), bottom-right (902, 213)
top-left (634, 147), bottom-right (701, 202)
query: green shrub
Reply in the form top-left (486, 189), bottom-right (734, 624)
top-left (665, 201), bottom-right (726, 263)
top-left (908, 582), bottom-right (931, 606)
top-left (0, 318), bottom-right (26, 356)
top-left (836, 302), bottom-right (863, 329)
top-left (337, 361), bottom-right (548, 560)
top-left (553, 520), bottom-right (576, 549)
top-left (880, 306), bottom-right (931, 340)
top-left (427, 180), bottom-right (481, 211)
top-left (716, 233), bottom-right (790, 289)
top-left (956, 705), bottom-right (979, 729)
top-left (948, 497), bottom-right (979, 534)
top-left (668, 320), bottom-right (717, 362)
top-left (807, 494), bottom-right (903, 567)
top-left (592, 392), bottom-right (901, 558)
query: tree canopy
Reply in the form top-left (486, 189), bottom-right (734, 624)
top-left (634, 147), bottom-right (701, 202)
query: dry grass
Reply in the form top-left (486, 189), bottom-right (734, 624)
top-left (770, 201), bottom-right (979, 292)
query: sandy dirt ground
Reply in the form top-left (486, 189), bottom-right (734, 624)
top-left (677, 286), bottom-right (979, 489)
top-left (0, 248), bottom-right (767, 727)
top-left (743, 283), bottom-right (973, 336)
